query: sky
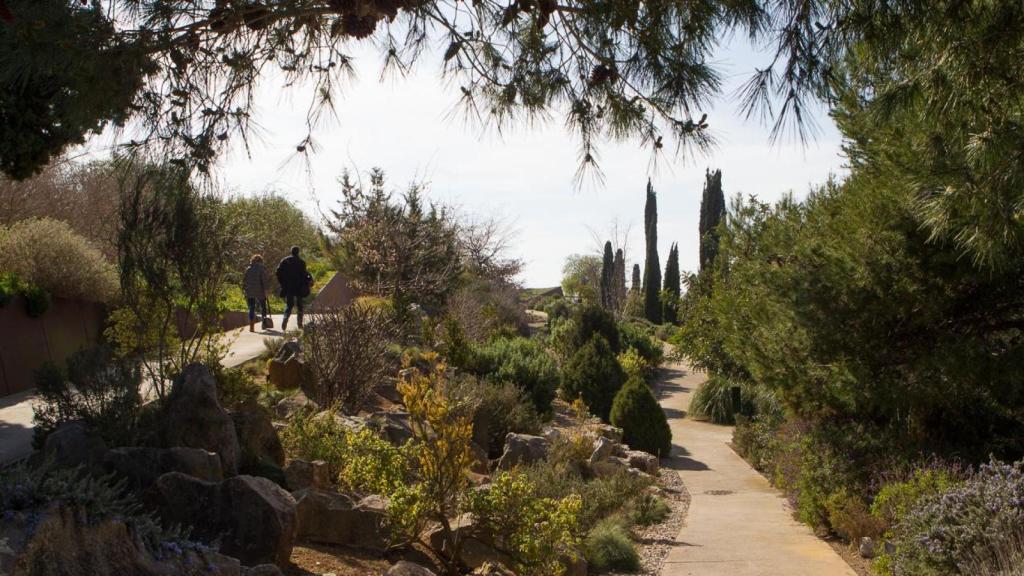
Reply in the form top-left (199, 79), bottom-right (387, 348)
top-left (167, 32), bottom-right (847, 287)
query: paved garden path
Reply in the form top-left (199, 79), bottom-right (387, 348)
top-left (659, 363), bottom-right (856, 576)
top-left (0, 317), bottom-right (289, 465)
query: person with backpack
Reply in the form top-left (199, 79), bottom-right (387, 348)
top-left (276, 246), bottom-right (312, 330)
top-left (242, 254), bottom-right (269, 332)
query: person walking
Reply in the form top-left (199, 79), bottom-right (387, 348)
top-left (243, 254), bottom-right (269, 332)
top-left (276, 246), bottom-right (311, 330)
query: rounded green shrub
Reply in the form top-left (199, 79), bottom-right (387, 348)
top-left (610, 375), bottom-right (672, 457)
top-left (572, 305), bottom-right (620, 353)
top-left (468, 336), bottom-right (559, 415)
top-left (561, 334), bottom-right (626, 421)
top-left (584, 517), bottom-right (640, 572)
top-left (0, 218), bottom-right (118, 303)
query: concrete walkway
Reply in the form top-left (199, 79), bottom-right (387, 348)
top-left (660, 363), bottom-right (856, 576)
top-left (0, 316), bottom-right (291, 465)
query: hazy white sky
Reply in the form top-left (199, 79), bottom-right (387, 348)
top-left (202, 33), bottom-right (845, 287)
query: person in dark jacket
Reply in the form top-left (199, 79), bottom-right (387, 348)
top-left (242, 254), bottom-right (268, 332)
top-left (276, 246), bottom-right (311, 330)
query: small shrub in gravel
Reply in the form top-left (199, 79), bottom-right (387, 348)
top-left (886, 458), bottom-right (1024, 576)
top-left (585, 516), bottom-right (640, 572)
top-left (630, 493), bottom-right (671, 526)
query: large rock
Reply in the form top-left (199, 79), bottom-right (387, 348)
top-left (274, 391), bottom-right (319, 420)
top-left (470, 562), bottom-right (516, 576)
top-left (220, 475), bottom-right (298, 566)
top-left (591, 456), bottom-right (630, 479)
top-left (153, 472), bottom-right (297, 567)
top-left (375, 378), bottom-right (404, 404)
top-left (0, 505), bottom-right (242, 576)
top-left (162, 364), bottom-right (241, 476)
top-left (386, 561), bottom-right (438, 576)
top-left (42, 421), bottom-right (107, 470)
top-left (284, 459), bottom-right (332, 491)
top-left (233, 405), bottom-right (286, 470)
top-left (243, 566), bottom-right (284, 576)
top-left (590, 423), bottom-right (623, 442)
top-left (153, 472), bottom-right (222, 541)
top-left (624, 450), bottom-right (659, 475)
top-left (293, 488), bottom-right (389, 552)
top-left (425, 515), bottom-right (512, 571)
top-left (267, 356), bottom-right (309, 392)
top-left (371, 411), bottom-right (415, 446)
top-left (469, 442), bottom-right (490, 474)
top-left (588, 436), bottom-right (616, 466)
top-left (496, 433), bottom-right (549, 470)
top-left (276, 340), bottom-right (302, 362)
top-left (105, 446), bottom-right (223, 491)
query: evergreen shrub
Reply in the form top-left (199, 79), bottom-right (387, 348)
top-left (610, 375), bottom-right (672, 457)
top-left (561, 334), bottom-right (625, 421)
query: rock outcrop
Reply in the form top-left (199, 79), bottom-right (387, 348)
top-left (153, 472), bottom-right (297, 567)
top-left (495, 433), bottom-right (550, 470)
top-left (162, 364), bottom-right (241, 476)
top-left (284, 459), bottom-right (332, 491)
top-left (105, 446), bottom-right (223, 490)
top-left (292, 488), bottom-right (389, 552)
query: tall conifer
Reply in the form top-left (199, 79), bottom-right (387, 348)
top-left (643, 181), bottom-right (662, 323)
top-left (600, 240), bottom-right (614, 310)
top-left (699, 169), bottom-right (726, 272)
top-left (613, 248), bottom-right (626, 311)
top-left (663, 243), bottom-right (681, 323)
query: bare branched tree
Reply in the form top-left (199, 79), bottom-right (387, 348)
top-left (302, 303), bottom-right (398, 412)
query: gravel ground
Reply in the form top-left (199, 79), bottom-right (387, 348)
top-left (609, 465), bottom-right (691, 576)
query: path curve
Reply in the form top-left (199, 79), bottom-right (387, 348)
top-left (659, 363), bottom-right (856, 576)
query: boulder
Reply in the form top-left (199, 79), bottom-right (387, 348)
top-left (375, 378), bottom-right (404, 404)
top-left (469, 442), bottom-right (490, 474)
top-left (274, 391), bottom-right (319, 420)
top-left (590, 423), bottom-right (623, 442)
top-left (562, 553), bottom-right (587, 576)
top-left (153, 472), bottom-right (222, 541)
top-left (267, 356), bottom-right (309, 391)
top-left (243, 565), bottom-right (284, 576)
top-left (386, 561), bottom-right (438, 576)
top-left (232, 406), bottom-right (286, 470)
top-left (0, 505), bottom-right (242, 576)
top-left (591, 456), bottom-right (630, 479)
top-left (105, 446), bottom-right (223, 491)
top-left (153, 473), bottom-right (297, 567)
top-left (219, 475), bottom-right (298, 567)
top-left (859, 537), bottom-right (877, 559)
top-left (42, 421), bottom-right (107, 470)
top-left (162, 364), bottom-right (241, 476)
top-left (496, 433), bottom-right (549, 470)
top-left (293, 488), bottom-right (389, 552)
top-left (284, 459), bottom-right (332, 491)
top-left (624, 450), bottom-right (659, 474)
top-left (470, 562), bottom-right (517, 576)
top-left (588, 436), bottom-right (616, 466)
top-left (371, 411), bottom-right (415, 446)
top-left (311, 410), bottom-right (367, 432)
top-left (425, 515), bottom-right (512, 571)
top-left (276, 340), bottom-right (302, 362)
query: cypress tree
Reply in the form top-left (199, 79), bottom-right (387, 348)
top-left (600, 240), bottom-right (614, 310)
top-left (699, 169), bottom-right (726, 272)
top-left (642, 180), bottom-right (662, 324)
top-left (663, 243), bottom-right (681, 324)
top-left (631, 263), bottom-right (641, 291)
top-left (613, 248), bottom-right (626, 311)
